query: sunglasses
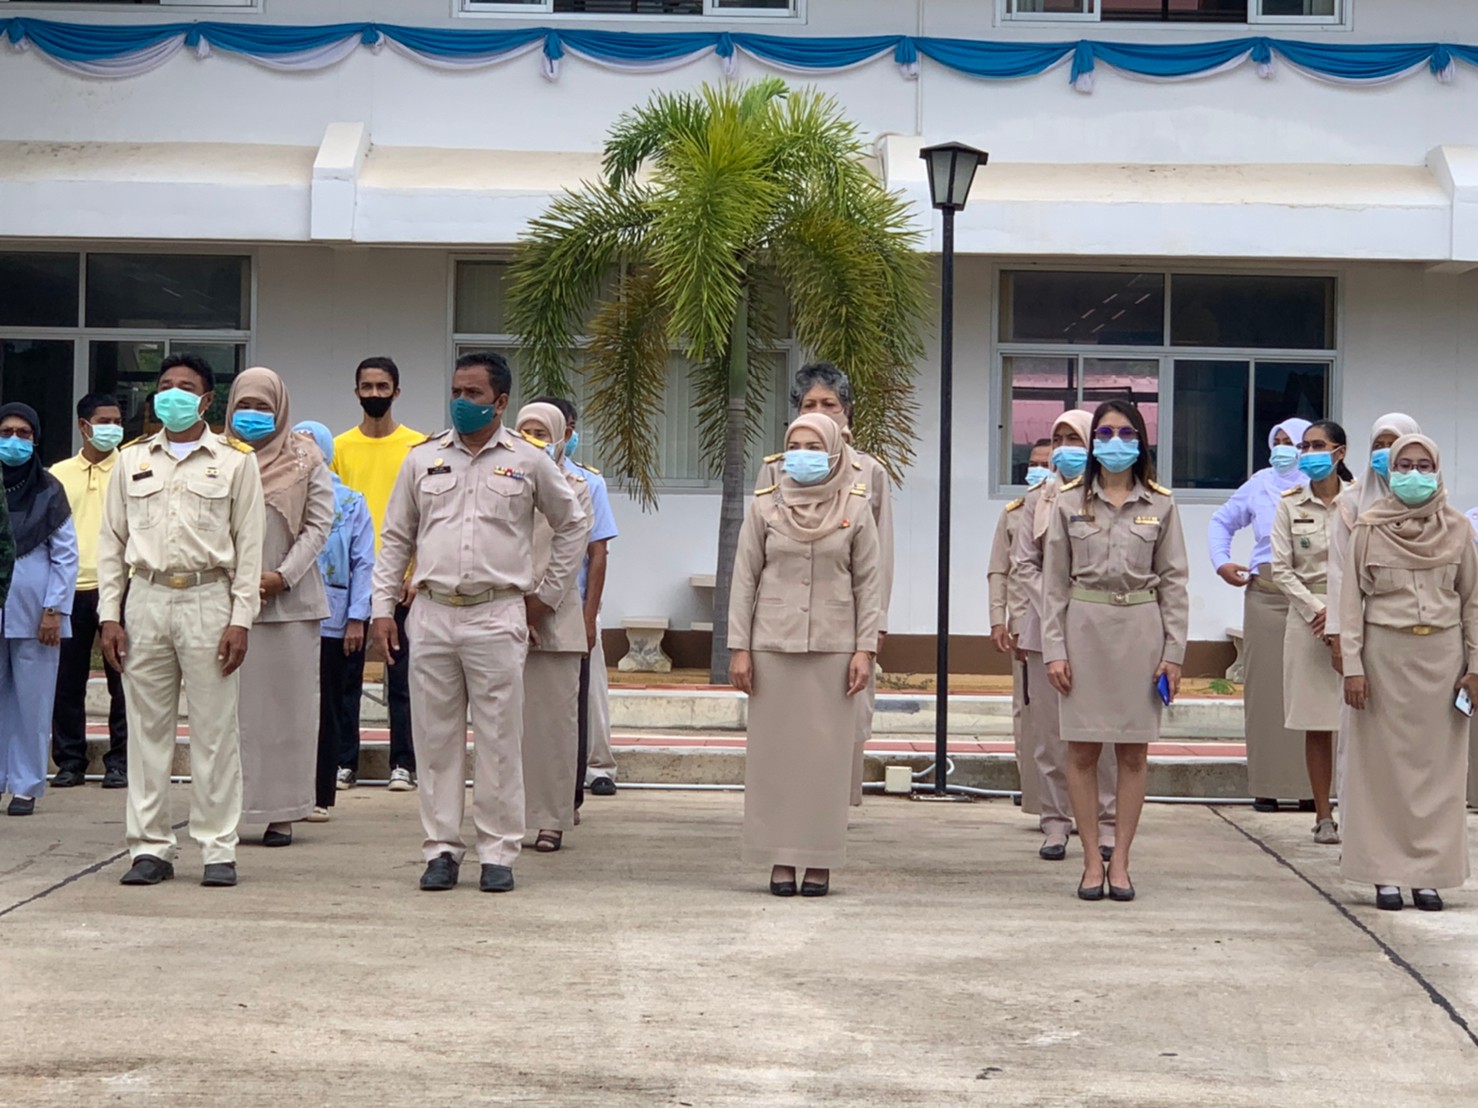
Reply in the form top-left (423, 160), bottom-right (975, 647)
top-left (1092, 426), bottom-right (1139, 442)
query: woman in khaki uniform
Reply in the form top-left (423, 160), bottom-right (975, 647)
top-left (515, 403), bottom-right (594, 853)
top-left (1042, 400), bottom-right (1189, 903)
top-left (1271, 420), bottom-right (1355, 846)
top-left (1342, 433), bottom-right (1477, 912)
top-left (729, 413), bottom-right (881, 898)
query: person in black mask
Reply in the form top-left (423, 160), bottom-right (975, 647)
top-left (330, 357), bottom-right (421, 794)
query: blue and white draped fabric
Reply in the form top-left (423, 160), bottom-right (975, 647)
top-left (8, 18), bottom-right (1478, 95)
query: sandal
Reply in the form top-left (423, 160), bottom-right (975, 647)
top-left (534, 831), bottom-right (562, 853)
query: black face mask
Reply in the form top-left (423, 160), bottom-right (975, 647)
top-left (359, 395), bottom-right (393, 419)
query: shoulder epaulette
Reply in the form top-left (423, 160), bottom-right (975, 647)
top-left (1059, 476), bottom-right (1083, 491)
top-left (1282, 486), bottom-right (1302, 498)
top-left (849, 486), bottom-right (867, 497)
top-left (227, 438), bottom-right (254, 453)
top-left (570, 474), bottom-right (586, 484)
top-left (1005, 497), bottom-right (1026, 512)
top-left (1148, 480), bottom-right (1172, 496)
top-left (762, 451), bottom-right (784, 464)
top-left (416, 431), bottom-right (446, 446)
top-left (851, 459), bottom-right (863, 471)
top-left (518, 430), bottom-right (549, 449)
top-left (755, 484), bottom-right (778, 496)
top-left (120, 435), bottom-right (148, 450)
top-left (573, 460), bottom-right (602, 476)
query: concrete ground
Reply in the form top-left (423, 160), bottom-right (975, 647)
top-left (1, 788), bottom-right (1475, 1107)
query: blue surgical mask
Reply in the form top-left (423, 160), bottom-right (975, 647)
top-left (0, 437), bottom-right (34, 468)
top-left (451, 396), bottom-right (496, 435)
top-left (1269, 444), bottom-right (1299, 474)
top-left (230, 410), bottom-right (276, 442)
top-left (1092, 437), bottom-right (1140, 474)
top-left (563, 430), bottom-right (579, 458)
top-left (153, 387), bottom-right (206, 434)
top-left (1297, 451), bottom-right (1335, 482)
top-left (1370, 448), bottom-right (1391, 481)
top-left (1025, 465), bottom-right (1051, 488)
top-left (1389, 470), bottom-right (1438, 506)
top-left (1050, 445), bottom-right (1088, 480)
top-left (783, 449), bottom-right (832, 486)
top-left (86, 423), bottom-right (125, 453)
top-left (545, 442), bottom-right (561, 462)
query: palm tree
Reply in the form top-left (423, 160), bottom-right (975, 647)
top-left (506, 78), bottom-right (926, 682)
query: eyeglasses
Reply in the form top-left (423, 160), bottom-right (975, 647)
top-left (1092, 426), bottom-right (1139, 443)
top-left (0, 427), bottom-right (35, 441)
top-left (1392, 459), bottom-right (1436, 474)
top-left (1297, 440), bottom-right (1335, 452)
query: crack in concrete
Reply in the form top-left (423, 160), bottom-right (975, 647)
top-left (1210, 805), bottom-right (1478, 1052)
top-left (0, 820), bottom-right (188, 921)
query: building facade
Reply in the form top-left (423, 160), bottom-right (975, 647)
top-left (3, 0), bottom-right (1477, 659)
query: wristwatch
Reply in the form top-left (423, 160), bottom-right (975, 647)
top-left (42, 607), bottom-right (58, 617)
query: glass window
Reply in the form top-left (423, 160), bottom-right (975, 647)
top-left (454, 261), bottom-right (513, 336)
top-left (0, 253), bottom-right (79, 328)
top-left (86, 254), bottom-right (249, 331)
top-left (1171, 274), bottom-right (1334, 350)
top-left (1252, 360), bottom-right (1329, 455)
top-left (1101, 0), bottom-right (1249, 19)
top-left (1172, 359), bottom-right (1251, 490)
top-left (1000, 271), bottom-right (1165, 347)
top-left (0, 340), bottom-right (75, 465)
top-left (90, 340), bottom-right (244, 439)
top-left (1257, 0), bottom-right (1336, 15)
top-left (461, 0), bottom-right (797, 12)
top-left (1007, 0), bottom-right (1094, 12)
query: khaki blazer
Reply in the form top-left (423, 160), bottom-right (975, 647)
top-left (529, 474), bottom-right (594, 654)
top-left (255, 465), bottom-right (334, 625)
top-left (1270, 482), bottom-right (1350, 627)
top-left (987, 498), bottom-right (1027, 632)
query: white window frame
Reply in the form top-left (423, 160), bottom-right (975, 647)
top-left (998, 0), bottom-right (1349, 27)
top-left (990, 263), bottom-right (1341, 500)
top-left (0, 245), bottom-right (255, 456)
top-left (448, 255), bottom-right (797, 494)
top-left (458, 0), bottom-right (804, 22)
top-left (0, 1), bottom-right (260, 9)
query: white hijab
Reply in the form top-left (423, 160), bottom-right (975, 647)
top-left (1352, 411), bottom-right (1421, 518)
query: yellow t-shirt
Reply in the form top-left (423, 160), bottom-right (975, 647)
top-left (49, 450), bottom-right (119, 591)
top-left (331, 424), bottom-right (425, 549)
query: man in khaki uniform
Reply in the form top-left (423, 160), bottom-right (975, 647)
top-left (755, 363), bottom-right (893, 805)
top-left (372, 352), bottom-right (585, 894)
top-left (98, 354), bottom-right (265, 889)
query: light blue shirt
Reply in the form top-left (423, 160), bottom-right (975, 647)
top-left (0, 519), bottom-right (77, 639)
top-left (317, 481), bottom-right (375, 639)
top-left (1207, 467), bottom-right (1307, 575)
top-left (564, 457), bottom-right (618, 601)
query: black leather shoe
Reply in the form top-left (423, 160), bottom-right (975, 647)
top-left (7, 796), bottom-right (35, 816)
top-left (201, 863), bottom-right (237, 887)
top-left (801, 879), bottom-right (830, 898)
top-left (1039, 838), bottom-right (1068, 861)
top-left (262, 828), bottom-right (293, 848)
top-left (1100, 844), bottom-right (1115, 863)
top-left (1375, 888), bottom-right (1403, 911)
top-left (1077, 879), bottom-right (1105, 902)
top-left (479, 864), bottom-right (515, 893)
top-left (51, 769), bottom-right (86, 788)
top-left (119, 856), bottom-right (174, 886)
top-left (101, 768), bottom-right (127, 789)
top-left (770, 879), bottom-right (797, 897)
top-left (420, 852), bottom-right (460, 891)
top-left (1252, 798), bottom-right (1280, 812)
top-left (1108, 882), bottom-right (1136, 902)
top-left (1412, 889), bottom-right (1444, 912)
top-left (590, 777), bottom-right (617, 797)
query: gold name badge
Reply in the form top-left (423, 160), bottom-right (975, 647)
top-left (1134, 516), bottom-right (1160, 526)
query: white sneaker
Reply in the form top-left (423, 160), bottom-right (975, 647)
top-left (305, 806), bottom-right (331, 823)
top-left (336, 768), bottom-right (356, 791)
top-left (387, 767), bottom-right (416, 792)
top-left (1314, 818), bottom-right (1341, 845)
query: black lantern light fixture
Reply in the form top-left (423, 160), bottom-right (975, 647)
top-left (920, 141), bottom-right (987, 796)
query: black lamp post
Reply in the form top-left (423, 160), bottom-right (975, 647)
top-left (920, 142), bottom-right (987, 796)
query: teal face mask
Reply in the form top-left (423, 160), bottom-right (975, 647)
top-left (1092, 437), bottom-right (1140, 474)
top-left (1389, 470), bottom-right (1438, 506)
top-left (230, 410), bottom-right (276, 442)
top-left (1051, 445), bottom-right (1088, 480)
top-left (1370, 448), bottom-right (1391, 480)
top-left (86, 423), bottom-right (125, 453)
top-left (153, 388), bottom-right (206, 433)
top-left (1269, 444), bottom-right (1299, 474)
top-left (451, 396), bottom-right (495, 435)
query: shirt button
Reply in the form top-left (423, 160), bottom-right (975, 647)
top-left (801, 579), bottom-right (810, 586)
top-left (800, 605), bottom-right (808, 612)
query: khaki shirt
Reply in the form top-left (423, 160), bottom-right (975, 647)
top-left (727, 486), bottom-right (882, 654)
top-left (256, 466), bottom-right (335, 625)
top-left (529, 473), bottom-right (594, 654)
top-left (1339, 521), bottom-right (1478, 678)
top-left (97, 430), bottom-right (267, 629)
top-left (371, 426), bottom-right (586, 620)
top-left (1010, 484), bottom-right (1049, 654)
top-left (987, 498), bottom-right (1027, 631)
top-left (1270, 483), bottom-right (1349, 627)
top-left (1041, 478), bottom-right (1190, 666)
top-left (1323, 490), bottom-right (1360, 637)
top-left (757, 449), bottom-right (894, 633)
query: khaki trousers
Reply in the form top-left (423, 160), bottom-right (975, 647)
top-left (407, 596), bottom-right (528, 866)
top-left (584, 630), bottom-right (617, 783)
top-left (122, 578), bottom-right (242, 866)
top-left (522, 651), bottom-right (582, 833)
top-left (1024, 651), bottom-right (1116, 843)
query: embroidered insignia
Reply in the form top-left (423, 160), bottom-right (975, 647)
top-left (849, 487), bottom-right (867, 497)
top-left (494, 467), bottom-right (526, 480)
top-left (851, 460), bottom-right (863, 471)
top-left (841, 519), bottom-right (851, 528)
top-left (1134, 516), bottom-right (1160, 526)
top-left (1005, 497), bottom-right (1025, 512)
top-left (1300, 538), bottom-right (1312, 550)
top-left (205, 467), bottom-right (220, 479)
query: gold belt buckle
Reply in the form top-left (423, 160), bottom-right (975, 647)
top-left (448, 593), bottom-right (471, 607)
top-left (1112, 592), bottom-right (1129, 606)
top-left (168, 573), bottom-right (190, 589)
top-left (1412, 625), bottom-right (1433, 636)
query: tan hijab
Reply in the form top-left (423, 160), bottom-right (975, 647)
top-left (515, 402), bottom-right (567, 449)
top-left (1033, 408), bottom-right (1095, 540)
top-left (1353, 433), bottom-right (1470, 571)
top-left (772, 413), bottom-right (855, 543)
top-left (225, 366), bottom-right (322, 533)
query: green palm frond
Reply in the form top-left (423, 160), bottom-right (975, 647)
top-left (505, 183), bottom-right (654, 399)
top-left (602, 89), bottom-right (708, 190)
top-left (582, 266), bottom-right (670, 509)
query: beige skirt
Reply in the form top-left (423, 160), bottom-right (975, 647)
top-left (1468, 715), bottom-right (1478, 808)
top-left (1282, 607), bottom-right (1341, 733)
top-left (743, 651), bottom-right (853, 870)
top-left (1341, 625), bottom-right (1472, 890)
top-left (1059, 598), bottom-right (1163, 745)
top-left (522, 651), bottom-right (582, 833)
top-left (1014, 656), bottom-right (1042, 815)
top-left (1243, 584), bottom-right (1309, 798)
top-left (239, 620), bottom-right (319, 825)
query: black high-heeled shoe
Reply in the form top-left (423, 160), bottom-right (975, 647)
top-left (770, 868), bottom-right (797, 897)
top-left (1077, 870), bottom-right (1105, 901)
top-left (1108, 881), bottom-right (1136, 902)
top-left (801, 878), bottom-right (830, 898)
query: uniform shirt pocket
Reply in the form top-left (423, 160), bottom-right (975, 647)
top-left (1369, 566), bottom-right (1409, 596)
top-left (185, 478), bottom-right (230, 531)
top-left (485, 473), bottom-right (531, 522)
top-left (125, 476), bottom-right (165, 530)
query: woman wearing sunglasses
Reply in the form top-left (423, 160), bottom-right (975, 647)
top-left (1041, 400), bottom-right (1188, 902)
top-left (1270, 421), bottom-right (1355, 847)
top-left (1340, 434), bottom-right (1477, 913)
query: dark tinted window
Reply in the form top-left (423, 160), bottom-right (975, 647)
top-left (0, 340), bottom-right (75, 465)
top-left (1171, 274), bottom-right (1334, 349)
top-left (0, 253), bottom-right (79, 328)
top-left (86, 255), bottom-right (249, 331)
top-left (1001, 271), bottom-right (1165, 346)
top-left (1102, 0), bottom-right (1248, 20)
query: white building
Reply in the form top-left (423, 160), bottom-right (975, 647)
top-left (3, 0), bottom-right (1477, 668)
